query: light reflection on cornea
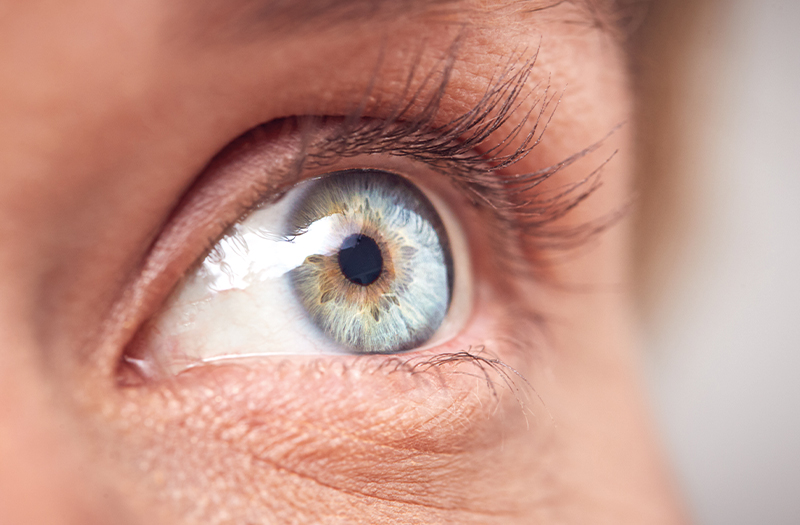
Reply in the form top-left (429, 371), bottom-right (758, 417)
top-left (204, 215), bottom-right (341, 292)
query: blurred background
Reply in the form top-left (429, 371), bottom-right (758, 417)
top-left (633, 0), bottom-right (800, 523)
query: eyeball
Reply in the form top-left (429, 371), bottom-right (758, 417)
top-left (132, 168), bottom-right (471, 374)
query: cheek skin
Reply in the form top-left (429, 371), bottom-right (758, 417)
top-left (0, 2), bottom-right (689, 525)
top-left (110, 358), bottom-right (544, 523)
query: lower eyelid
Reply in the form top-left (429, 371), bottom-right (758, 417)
top-left (115, 319), bottom-right (539, 513)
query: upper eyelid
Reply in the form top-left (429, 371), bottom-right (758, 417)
top-left (294, 45), bottom-right (617, 267)
top-left (305, 50), bottom-right (547, 173)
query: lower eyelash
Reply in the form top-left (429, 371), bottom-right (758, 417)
top-left (406, 347), bottom-right (533, 405)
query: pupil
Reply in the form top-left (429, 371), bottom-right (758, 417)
top-left (337, 234), bottom-right (383, 286)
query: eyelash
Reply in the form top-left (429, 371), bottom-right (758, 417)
top-left (237, 46), bottom-right (617, 280)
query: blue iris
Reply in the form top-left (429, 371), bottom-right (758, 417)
top-left (287, 169), bottom-right (453, 354)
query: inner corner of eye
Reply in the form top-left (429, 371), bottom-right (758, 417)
top-left (133, 168), bottom-right (472, 377)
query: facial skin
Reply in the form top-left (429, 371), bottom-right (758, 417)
top-left (0, 0), bottom-right (687, 523)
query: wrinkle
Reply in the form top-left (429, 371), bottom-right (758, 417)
top-left (247, 452), bottom-right (517, 518)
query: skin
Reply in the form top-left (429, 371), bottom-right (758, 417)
top-left (0, 0), bottom-right (688, 523)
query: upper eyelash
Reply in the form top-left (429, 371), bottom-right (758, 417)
top-left (279, 43), bottom-right (620, 279)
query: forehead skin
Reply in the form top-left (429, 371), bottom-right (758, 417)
top-left (0, 1), bottom-right (686, 524)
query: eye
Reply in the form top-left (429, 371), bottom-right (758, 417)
top-left (116, 56), bottom-right (570, 383)
top-left (127, 166), bottom-right (472, 377)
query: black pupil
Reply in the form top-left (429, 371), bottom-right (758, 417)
top-left (337, 234), bottom-right (383, 286)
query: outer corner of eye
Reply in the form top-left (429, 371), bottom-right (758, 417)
top-left (121, 167), bottom-right (473, 381)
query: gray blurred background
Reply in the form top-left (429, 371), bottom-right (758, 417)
top-left (634, 0), bottom-right (800, 524)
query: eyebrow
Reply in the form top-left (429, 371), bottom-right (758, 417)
top-left (190, 0), bottom-right (462, 39)
top-left (190, 0), bottom-right (621, 41)
top-left (246, 0), bottom-right (463, 27)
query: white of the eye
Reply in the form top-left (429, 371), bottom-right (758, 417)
top-left (145, 189), bottom-right (343, 371)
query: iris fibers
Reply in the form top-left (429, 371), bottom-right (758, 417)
top-left (288, 169), bottom-right (453, 354)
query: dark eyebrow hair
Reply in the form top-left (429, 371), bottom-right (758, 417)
top-left (188, 0), bottom-right (462, 39)
top-left (245, 0), bottom-right (463, 27)
top-left (188, 0), bottom-right (628, 41)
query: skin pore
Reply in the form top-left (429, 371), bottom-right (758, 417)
top-left (0, 0), bottom-right (687, 523)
